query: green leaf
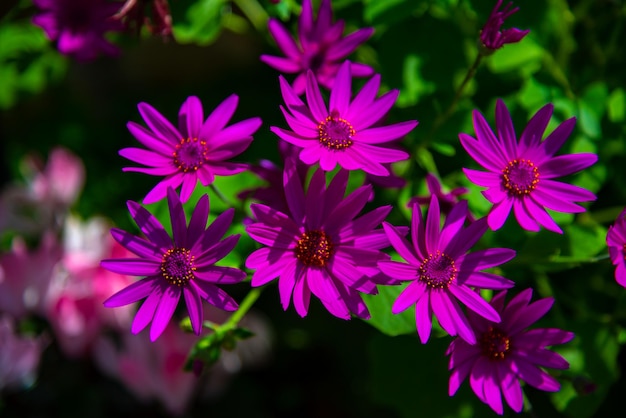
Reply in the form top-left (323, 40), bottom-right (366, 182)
top-left (565, 223), bottom-right (607, 259)
top-left (607, 88), bottom-right (625, 123)
top-left (362, 283), bottom-right (415, 336)
top-left (486, 37), bottom-right (544, 76)
top-left (173, 0), bottom-right (226, 45)
top-left (396, 54), bottom-right (436, 108)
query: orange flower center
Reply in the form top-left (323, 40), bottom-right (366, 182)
top-left (295, 230), bottom-right (334, 267)
top-left (173, 138), bottom-right (208, 172)
top-left (161, 248), bottom-right (196, 286)
top-left (501, 158), bottom-right (539, 197)
top-left (318, 110), bottom-right (355, 150)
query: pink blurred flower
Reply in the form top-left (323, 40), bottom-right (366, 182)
top-left (261, 0), bottom-right (375, 95)
top-left (114, 0), bottom-right (173, 39)
top-left (0, 316), bottom-right (45, 391)
top-left (0, 147), bottom-right (85, 235)
top-left (45, 216), bottom-right (136, 358)
top-left (0, 233), bottom-right (62, 319)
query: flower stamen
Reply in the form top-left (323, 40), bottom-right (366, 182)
top-left (318, 110), bottom-right (355, 150)
top-left (502, 158), bottom-right (539, 197)
top-left (295, 230), bottom-right (334, 267)
top-left (480, 326), bottom-right (511, 360)
top-left (173, 138), bottom-right (209, 172)
top-left (161, 247), bottom-right (196, 286)
top-left (419, 251), bottom-right (457, 289)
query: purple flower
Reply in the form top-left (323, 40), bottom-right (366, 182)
top-left (114, 0), bottom-right (174, 39)
top-left (272, 60), bottom-right (418, 177)
top-left (245, 158), bottom-right (395, 320)
top-left (32, 0), bottom-right (124, 61)
top-left (261, 0), bottom-right (375, 95)
top-left (447, 289), bottom-right (574, 415)
top-left (101, 188), bottom-right (246, 341)
top-left (120, 95), bottom-right (262, 204)
top-left (460, 99), bottom-right (597, 233)
top-left (407, 173), bottom-right (470, 217)
top-left (479, 1), bottom-right (529, 52)
top-left (607, 208), bottom-right (626, 288)
top-left (379, 196), bottom-right (516, 344)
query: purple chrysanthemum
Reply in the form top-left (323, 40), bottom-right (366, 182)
top-left (101, 188), bottom-right (245, 341)
top-left (607, 208), bottom-right (626, 288)
top-left (245, 158), bottom-right (395, 320)
top-left (379, 196), bottom-right (516, 344)
top-left (260, 0), bottom-right (375, 95)
top-left (447, 289), bottom-right (574, 415)
top-left (479, 0), bottom-right (529, 52)
top-left (32, 0), bottom-right (123, 61)
top-left (407, 173), bottom-right (470, 217)
top-left (272, 60), bottom-right (418, 177)
top-left (120, 95), bottom-right (262, 204)
top-left (460, 99), bottom-right (598, 233)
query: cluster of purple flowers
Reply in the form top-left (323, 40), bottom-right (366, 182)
top-left (29, 0), bottom-right (626, 415)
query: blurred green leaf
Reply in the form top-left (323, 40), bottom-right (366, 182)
top-left (486, 37), bottom-right (544, 76)
top-left (607, 88), bottom-right (625, 123)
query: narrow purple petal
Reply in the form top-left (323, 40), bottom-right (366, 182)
top-left (200, 94), bottom-right (238, 139)
top-left (137, 102), bottom-right (181, 142)
top-left (348, 89), bottom-right (400, 131)
top-left (439, 201), bottom-right (469, 252)
top-left (470, 357), bottom-right (491, 404)
top-left (142, 175), bottom-right (184, 205)
top-left (187, 194), bottom-right (209, 247)
top-left (538, 179), bottom-right (597, 203)
top-left (449, 357), bottom-right (474, 396)
top-left (460, 272), bottom-right (515, 290)
top-left (131, 283), bottom-right (163, 334)
top-left (183, 286), bottom-right (203, 335)
top-left (355, 120), bottom-right (417, 144)
top-left (326, 27), bottom-right (374, 61)
top-left (463, 168), bottom-right (502, 188)
top-left (293, 266), bottom-right (311, 317)
top-left (519, 103), bottom-right (553, 153)
top-left (449, 285), bottom-right (501, 323)
top-left (192, 208), bottom-right (235, 255)
top-left (459, 133), bottom-right (504, 172)
top-left (513, 358), bottom-right (560, 391)
top-left (119, 147), bottom-right (173, 167)
top-left (436, 291), bottom-right (476, 344)
top-left (278, 259), bottom-right (297, 311)
top-left (195, 267), bottom-right (246, 284)
top-left (513, 198), bottom-right (541, 232)
top-left (495, 99), bottom-right (517, 158)
top-left (382, 223), bottom-right (421, 266)
top-left (150, 285), bottom-right (181, 341)
top-left (425, 195), bottom-right (441, 254)
top-left (267, 18), bottom-right (301, 59)
top-left (456, 248), bottom-right (516, 272)
top-left (517, 328), bottom-right (575, 347)
top-left (284, 157), bottom-right (306, 224)
top-left (346, 74), bottom-right (380, 119)
top-left (261, 54), bottom-right (301, 73)
top-left (472, 109), bottom-right (509, 162)
top-left (329, 61), bottom-right (352, 114)
top-left (537, 116), bottom-right (576, 158)
top-left (110, 228), bottom-right (162, 260)
top-left (127, 121), bottom-right (175, 153)
top-left (540, 153), bottom-right (598, 178)
top-left (166, 187), bottom-right (188, 246)
top-left (100, 258), bottom-right (160, 276)
top-left (497, 362), bottom-right (524, 412)
top-left (488, 198), bottom-right (514, 230)
top-left (194, 282), bottom-right (238, 311)
top-left (393, 282), bottom-right (427, 314)
top-left (178, 96), bottom-right (204, 139)
top-left (483, 371), bottom-right (504, 415)
top-left (305, 71), bottom-right (328, 122)
top-left (523, 198), bottom-right (563, 233)
top-left (415, 291), bottom-right (432, 343)
top-left (445, 217), bottom-right (488, 259)
top-left (103, 277), bottom-right (158, 307)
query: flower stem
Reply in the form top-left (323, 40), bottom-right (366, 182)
top-left (221, 286), bottom-right (264, 331)
top-left (426, 52), bottom-right (483, 143)
top-left (210, 183), bottom-right (235, 207)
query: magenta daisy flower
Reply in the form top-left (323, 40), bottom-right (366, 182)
top-left (607, 208), bottom-right (626, 288)
top-left (101, 188), bottom-right (245, 341)
top-left (120, 95), bottom-right (262, 204)
top-left (271, 60), bottom-right (418, 177)
top-left (245, 158), bottom-right (395, 320)
top-left (447, 289), bottom-right (574, 415)
top-left (479, 1), bottom-right (529, 52)
top-left (32, 0), bottom-right (123, 61)
top-left (379, 196), bottom-right (516, 344)
top-left (460, 99), bottom-right (598, 233)
top-left (260, 0), bottom-right (375, 95)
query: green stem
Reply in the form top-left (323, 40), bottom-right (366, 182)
top-left (221, 286), bottom-right (263, 331)
top-left (425, 52), bottom-right (483, 145)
